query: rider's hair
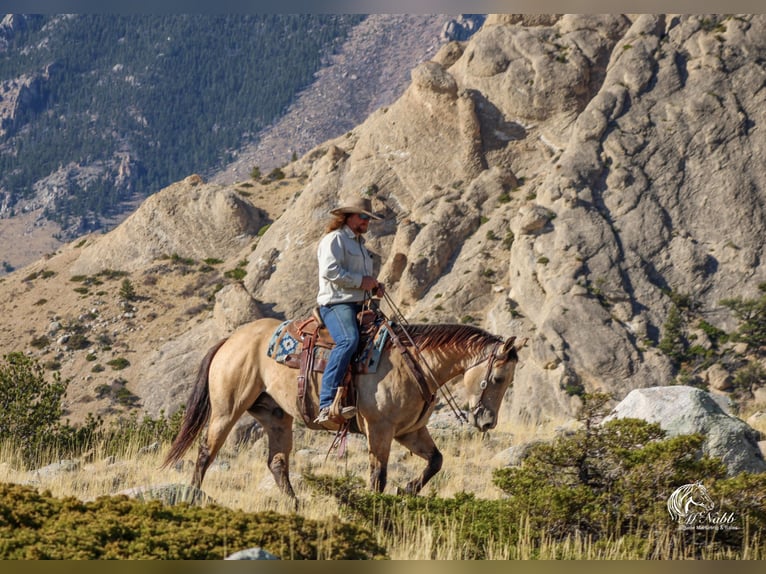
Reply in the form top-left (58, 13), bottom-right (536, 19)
top-left (326, 213), bottom-right (348, 233)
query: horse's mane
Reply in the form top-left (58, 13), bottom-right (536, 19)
top-left (398, 323), bottom-right (503, 354)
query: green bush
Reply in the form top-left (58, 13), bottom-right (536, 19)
top-left (0, 354), bottom-right (67, 448)
top-left (30, 335), bottom-right (51, 349)
top-left (106, 357), bottom-right (130, 370)
top-left (310, 394), bottom-right (765, 558)
top-left (0, 483), bottom-right (386, 559)
top-left (66, 333), bottom-right (91, 350)
top-left (721, 290), bottom-right (766, 351)
top-left (119, 278), bottom-right (137, 302)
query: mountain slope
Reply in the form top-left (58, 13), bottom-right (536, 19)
top-left (0, 14), bottom-right (476, 273)
top-left (0, 14), bottom-right (364, 261)
top-left (1, 14), bottom-right (765, 433)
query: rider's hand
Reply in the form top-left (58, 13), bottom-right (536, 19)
top-left (360, 275), bottom-right (379, 292)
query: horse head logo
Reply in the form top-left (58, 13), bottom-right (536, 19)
top-left (667, 481), bottom-right (716, 523)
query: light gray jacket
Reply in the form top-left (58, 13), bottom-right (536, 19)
top-left (316, 225), bottom-right (374, 306)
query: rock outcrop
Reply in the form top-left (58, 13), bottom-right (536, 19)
top-left (3, 15), bottom-right (766, 435)
top-left (70, 175), bottom-right (266, 276)
top-left (238, 15), bottom-right (766, 426)
top-left (605, 386), bottom-right (766, 476)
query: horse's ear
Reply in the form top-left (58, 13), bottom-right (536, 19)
top-left (501, 336), bottom-right (517, 357)
top-left (515, 337), bottom-right (529, 352)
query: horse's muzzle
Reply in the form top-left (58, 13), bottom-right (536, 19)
top-left (469, 406), bottom-right (496, 432)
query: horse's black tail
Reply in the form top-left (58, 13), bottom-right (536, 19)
top-left (161, 338), bottom-right (227, 468)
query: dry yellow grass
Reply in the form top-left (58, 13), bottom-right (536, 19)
top-left (2, 413), bottom-right (761, 560)
top-left (0, 416), bottom-right (556, 558)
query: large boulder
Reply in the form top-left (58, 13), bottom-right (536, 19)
top-left (605, 386), bottom-right (766, 476)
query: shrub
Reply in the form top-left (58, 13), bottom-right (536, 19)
top-left (224, 265), bottom-right (247, 282)
top-left (732, 361), bottom-right (766, 397)
top-left (309, 393), bottom-right (765, 558)
top-left (659, 304), bottom-right (687, 361)
top-left (170, 254), bottom-right (196, 266)
top-left (66, 333), bottom-right (91, 350)
top-left (106, 358), bottom-right (130, 371)
top-left (119, 278), bottom-right (137, 302)
top-left (0, 483), bottom-right (386, 559)
top-left (96, 269), bottom-right (128, 280)
top-left (267, 167), bottom-right (285, 181)
top-left (492, 393), bottom-right (728, 540)
top-left (721, 292), bottom-right (766, 351)
top-left (30, 335), bottom-right (51, 349)
top-left (0, 354), bottom-right (68, 464)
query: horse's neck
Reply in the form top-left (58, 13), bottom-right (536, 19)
top-left (419, 346), bottom-right (483, 384)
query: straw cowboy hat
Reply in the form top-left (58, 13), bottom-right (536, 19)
top-left (330, 196), bottom-right (383, 220)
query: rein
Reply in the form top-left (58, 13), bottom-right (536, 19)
top-left (383, 292), bottom-right (474, 423)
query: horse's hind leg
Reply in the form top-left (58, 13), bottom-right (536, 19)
top-left (192, 411), bottom-right (241, 489)
top-left (394, 427), bottom-right (443, 495)
top-left (249, 394), bottom-right (296, 499)
top-left (366, 426), bottom-right (394, 493)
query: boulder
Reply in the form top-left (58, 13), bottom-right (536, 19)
top-left (605, 386), bottom-right (766, 476)
top-left (225, 547), bottom-right (280, 560)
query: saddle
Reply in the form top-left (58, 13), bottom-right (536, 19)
top-left (267, 306), bottom-right (389, 425)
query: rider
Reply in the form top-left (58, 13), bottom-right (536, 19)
top-left (315, 195), bottom-right (384, 423)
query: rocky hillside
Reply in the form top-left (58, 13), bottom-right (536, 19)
top-left (211, 14), bottom-right (484, 184)
top-left (2, 14), bottom-right (766, 434)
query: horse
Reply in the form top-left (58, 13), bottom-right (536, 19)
top-left (162, 316), bottom-right (524, 497)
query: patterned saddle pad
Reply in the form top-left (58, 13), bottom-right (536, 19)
top-left (266, 318), bottom-right (390, 374)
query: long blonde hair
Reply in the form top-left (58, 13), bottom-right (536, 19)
top-left (325, 213), bottom-right (347, 233)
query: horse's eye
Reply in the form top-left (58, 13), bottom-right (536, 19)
top-left (493, 375), bottom-right (503, 385)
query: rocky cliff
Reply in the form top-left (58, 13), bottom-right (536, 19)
top-left (240, 14), bottom-right (766, 425)
top-left (2, 14), bottom-right (765, 432)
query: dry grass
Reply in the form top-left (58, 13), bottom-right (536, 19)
top-left (0, 416), bottom-right (554, 559)
top-left (1, 414), bottom-right (762, 560)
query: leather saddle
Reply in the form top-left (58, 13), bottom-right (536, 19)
top-left (269, 307), bottom-right (386, 374)
top-left (267, 306), bottom-right (389, 426)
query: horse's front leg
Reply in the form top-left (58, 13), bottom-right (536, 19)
top-left (366, 426), bottom-right (394, 493)
top-left (249, 394), bottom-right (296, 500)
top-left (394, 427), bottom-right (443, 495)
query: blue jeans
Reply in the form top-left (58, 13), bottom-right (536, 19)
top-left (318, 303), bottom-right (361, 409)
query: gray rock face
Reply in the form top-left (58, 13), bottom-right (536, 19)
top-left (7, 15), bottom-right (766, 432)
top-left (605, 386), bottom-right (766, 476)
top-left (70, 175), bottom-right (266, 275)
top-left (224, 547), bottom-right (280, 560)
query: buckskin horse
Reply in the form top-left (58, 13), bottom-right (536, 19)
top-left (162, 314), bottom-right (524, 497)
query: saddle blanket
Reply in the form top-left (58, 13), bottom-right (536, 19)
top-left (266, 319), bottom-right (390, 374)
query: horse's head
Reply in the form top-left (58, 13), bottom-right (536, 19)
top-left (464, 336), bottom-right (525, 432)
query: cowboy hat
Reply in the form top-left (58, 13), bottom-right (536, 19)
top-left (330, 196), bottom-right (383, 220)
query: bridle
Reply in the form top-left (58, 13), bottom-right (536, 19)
top-left (467, 341), bottom-right (504, 418)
